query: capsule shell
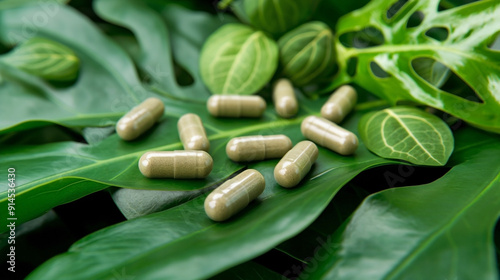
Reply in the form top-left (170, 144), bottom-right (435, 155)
top-left (138, 151), bottom-right (213, 179)
top-left (226, 135), bottom-right (292, 162)
top-left (207, 95), bottom-right (266, 118)
top-left (116, 97), bottom-right (164, 141)
top-left (273, 79), bottom-right (298, 118)
top-left (177, 113), bottom-right (210, 152)
top-left (205, 169), bottom-right (265, 222)
top-left (274, 141), bottom-right (318, 188)
top-left (321, 85), bottom-right (357, 123)
top-left (301, 116), bottom-right (358, 155)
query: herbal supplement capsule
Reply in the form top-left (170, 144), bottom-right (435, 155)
top-left (301, 116), bottom-right (358, 155)
top-left (204, 169), bottom-right (265, 222)
top-left (138, 151), bottom-right (213, 179)
top-left (226, 135), bottom-right (292, 162)
top-left (177, 113), bottom-right (210, 152)
top-left (273, 78), bottom-right (298, 118)
top-left (274, 141), bottom-right (318, 188)
top-left (207, 95), bottom-right (266, 118)
top-left (116, 97), bottom-right (164, 141)
top-left (321, 85), bottom-right (357, 123)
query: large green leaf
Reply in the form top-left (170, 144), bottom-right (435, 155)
top-left (200, 23), bottom-right (279, 95)
top-left (309, 127), bottom-right (500, 279)
top-left (359, 106), bottom-right (454, 166)
top-left (327, 0), bottom-right (500, 132)
top-left (25, 105), bottom-right (395, 279)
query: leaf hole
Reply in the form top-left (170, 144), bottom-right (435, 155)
top-left (425, 27), bottom-right (449, 42)
top-left (173, 60), bottom-right (194, 86)
top-left (487, 32), bottom-right (500, 51)
top-left (438, 0), bottom-right (479, 11)
top-left (347, 57), bottom-right (358, 77)
top-left (339, 27), bottom-right (384, 49)
top-left (370, 61), bottom-right (391, 79)
top-left (411, 57), bottom-right (483, 103)
top-left (387, 0), bottom-right (409, 19)
top-left (406, 11), bottom-right (424, 28)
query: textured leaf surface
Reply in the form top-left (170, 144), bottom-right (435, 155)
top-left (1, 37), bottom-right (79, 81)
top-left (328, 0), bottom-right (500, 132)
top-left (25, 107), bottom-right (394, 280)
top-left (359, 106), bottom-right (454, 166)
top-left (200, 23), bottom-right (278, 95)
top-left (310, 127), bottom-right (500, 279)
top-left (278, 21), bottom-right (336, 86)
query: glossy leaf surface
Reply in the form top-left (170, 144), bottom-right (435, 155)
top-left (25, 106), bottom-right (393, 279)
top-left (328, 0), bottom-right (500, 132)
top-left (359, 106), bottom-right (454, 166)
top-left (200, 23), bottom-right (278, 95)
top-left (310, 127), bottom-right (500, 279)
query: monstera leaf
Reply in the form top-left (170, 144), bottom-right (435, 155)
top-left (327, 0), bottom-right (500, 132)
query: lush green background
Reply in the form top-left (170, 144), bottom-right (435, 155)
top-left (0, 0), bottom-right (499, 279)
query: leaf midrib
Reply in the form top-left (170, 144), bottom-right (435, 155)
top-left (1, 116), bottom-right (304, 198)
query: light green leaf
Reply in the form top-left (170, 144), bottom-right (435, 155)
top-left (2, 37), bottom-right (79, 81)
top-left (328, 0), bottom-right (500, 132)
top-left (359, 106), bottom-right (454, 166)
top-left (278, 21), bottom-right (336, 87)
top-left (200, 23), bottom-right (278, 95)
top-left (309, 127), bottom-right (500, 279)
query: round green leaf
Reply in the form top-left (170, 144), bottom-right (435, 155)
top-left (359, 106), bottom-right (454, 166)
top-left (278, 21), bottom-right (336, 87)
top-left (2, 37), bottom-right (79, 81)
top-left (200, 23), bottom-right (278, 95)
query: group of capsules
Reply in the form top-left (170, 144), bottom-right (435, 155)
top-left (115, 79), bottom-right (358, 222)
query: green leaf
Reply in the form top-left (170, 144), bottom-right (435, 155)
top-left (211, 261), bottom-right (282, 279)
top-left (309, 127), bottom-right (500, 279)
top-left (1, 37), bottom-right (79, 81)
top-left (24, 107), bottom-right (394, 280)
top-left (200, 23), bottom-right (278, 95)
top-left (278, 21), bottom-right (336, 87)
top-left (329, 0), bottom-right (500, 132)
top-left (244, 0), bottom-right (319, 36)
top-left (359, 106), bottom-right (454, 166)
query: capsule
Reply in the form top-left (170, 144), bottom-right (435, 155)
top-left (273, 79), bottom-right (298, 118)
top-left (207, 95), bottom-right (266, 118)
top-left (321, 85), bottom-right (357, 123)
top-left (301, 116), bottom-right (358, 155)
top-left (226, 135), bottom-right (292, 162)
top-left (138, 151), bottom-right (213, 179)
top-left (177, 113), bottom-right (210, 152)
top-left (274, 141), bottom-right (318, 188)
top-left (204, 169), bottom-right (265, 222)
top-left (116, 97), bottom-right (164, 141)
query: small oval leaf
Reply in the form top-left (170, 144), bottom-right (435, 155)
top-left (200, 23), bottom-right (278, 95)
top-left (278, 21), bottom-right (336, 87)
top-left (2, 37), bottom-right (80, 81)
top-left (359, 107), bottom-right (454, 166)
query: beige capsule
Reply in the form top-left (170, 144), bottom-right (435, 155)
top-left (274, 141), bottom-right (318, 188)
top-left (138, 151), bottom-right (213, 179)
top-left (177, 113), bottom-right (210, 152)
top-left (321, 85), bottom-right (357, 123)
top-left (207, 95), bottom-right (266, 118)
top-left (226, 135), bottom-right (292, 162)
top-left (116, 97), bottom-right (165, 141)
top-left (301, 116), bottom-right (358, 155)
top-left (204, 169), bottom-right (265, 222)
top-left (273, 79), bottom-right (298, 118)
